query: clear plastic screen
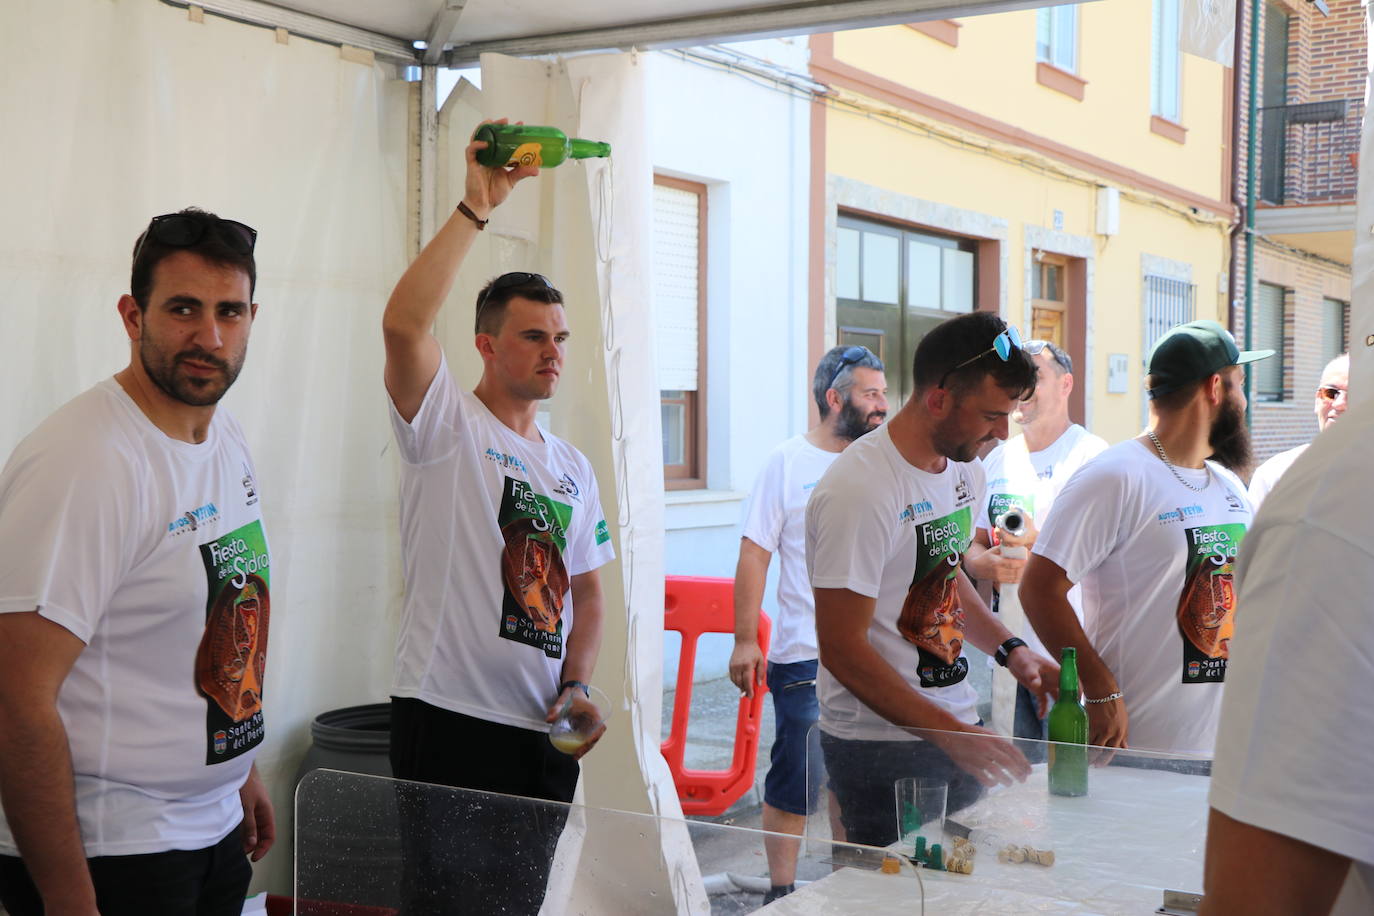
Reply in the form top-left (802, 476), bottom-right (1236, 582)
top-left (294, 723), bottom-right (1210, 914)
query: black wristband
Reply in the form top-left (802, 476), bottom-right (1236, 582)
top-left (560, 680), bottom-right (591, 697)
top-left (994, 637), bottom-right (1028, 667)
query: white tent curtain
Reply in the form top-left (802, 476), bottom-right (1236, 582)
top-left (1, 0), bottom-right (412, 895)
top-left (2, 0), bottom-right (696, 906)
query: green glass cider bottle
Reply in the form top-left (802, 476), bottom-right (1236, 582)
top-left (1047, 647), bottom-right (1089, 797)
top-left (472, 124), bottom-right (611, 169)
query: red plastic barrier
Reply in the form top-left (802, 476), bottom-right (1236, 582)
top-left (660, 575), bottom-right (772, 816)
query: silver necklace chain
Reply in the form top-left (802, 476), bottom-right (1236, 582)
top-left (1146, 429), bottom-right (1210, 492)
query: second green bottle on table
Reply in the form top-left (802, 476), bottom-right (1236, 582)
top-left (472, 124), bottom-right (611, 169)
top-left (1047, 646), bottom-right (1089, 797)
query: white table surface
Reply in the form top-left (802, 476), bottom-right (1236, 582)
top-left (762, 762), bottom-right (1209, 915)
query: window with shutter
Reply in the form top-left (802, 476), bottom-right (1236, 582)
top-left (654, 176), bottom-right (708, 487)
top-left (1254, 282), bottom-right (1286, 401)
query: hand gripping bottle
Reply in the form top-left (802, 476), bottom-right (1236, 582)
top-left (473, 124), bottom-right (611, 169)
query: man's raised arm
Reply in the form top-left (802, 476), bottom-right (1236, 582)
top-left (382, 120), bottom-right (538, 421)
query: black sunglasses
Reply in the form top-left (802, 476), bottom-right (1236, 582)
top-left (133, 213), bottom-right (257, 266)
top-left (826, 345), bottom-right (871, 391)
top-left (477, 271), bottom-right (555, 320)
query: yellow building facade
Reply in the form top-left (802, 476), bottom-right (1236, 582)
top-left (809, 2), bottom-right (1235, 445)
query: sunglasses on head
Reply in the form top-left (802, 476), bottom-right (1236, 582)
top-left (476, 271), bottom-right (555, 320)
top-left (939, 324), bottom-right (1022, 389)
top-left (826, 345), bottom-right (871, 391)
top-left (1317, 385), bottom-right (1347, 403)
top-left (1023, 339), bottom-right (1072, 373)
top-left (133, 213), bottom-right (257, 266)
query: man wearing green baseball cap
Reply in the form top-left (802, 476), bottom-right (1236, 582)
top-left (1020, 319), bottom-right (1273, 758)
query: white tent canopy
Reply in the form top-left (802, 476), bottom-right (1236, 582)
top-left (176, 0), bottom-right (1084, 64)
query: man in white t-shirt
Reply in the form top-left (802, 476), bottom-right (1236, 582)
top-left (806, 311), bottom-right (1059, 848)
top-left (0, 209), bottom-right (274, 916)
top-left (1201, 395), bottom-right (1374, 916)
top-left (965, 341), bottom-right (1107, 747)
top-left (381, 124), bottom-right (615, 914)
top-left (1247, 352), bottom-right (1348, 509)
top-left (1023, 320), bottom-right (1272, 757)
top-left (729, 345), bottom-right (887, 902)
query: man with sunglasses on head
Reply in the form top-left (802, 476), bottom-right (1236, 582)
top-left (1022, 320), bottom-right (1271, 758)
top-left (381, 125), bottom-right (614, 913)
top-left (0, 209), bottom-right (274, 916)
top-left (805, 312), bottom-right (1058, 848)
top-left (728, 345), bottom-right (887, 902)
top-left (964, 341), bottom-right (1107, 750)
top-left (1247, 352), bottom-right (1348, 510)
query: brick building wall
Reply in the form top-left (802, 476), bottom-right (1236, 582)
top-left (1245, 239), bottom-right (1352, 463)
top-left (1232, 0), bottom-right (1363, 467)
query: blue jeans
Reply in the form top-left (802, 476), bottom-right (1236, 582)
top-left (764, 659), bottom-right (823, 816)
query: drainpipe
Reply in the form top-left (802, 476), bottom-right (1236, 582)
top-left (1243, 0), bottom-right (1260, 423)
top-left (1227, 0), bottom-right (1246, 335)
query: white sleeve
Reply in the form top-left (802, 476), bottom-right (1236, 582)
top-left (806, 475), bottom-right (893, 598)
top-left (566, 461), bottom-right (615, 577)
top-left (1246, 460), bottom-right (1280, 510)
top-left (1210, 521), bottom-right (1374, 865)
top-left (0, 435), bottom-right (141, 644)
top-left (740, 448), bottom-right (787, 552)
top-left (387, 351), bottom-right (463, 465)
top-left (1031, 458), bottom-right (1134, 583)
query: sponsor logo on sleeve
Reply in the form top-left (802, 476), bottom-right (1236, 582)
top-left (595, 519), bottom-right (610, 546)
top-left (168, 502), bottom-right (220, 537)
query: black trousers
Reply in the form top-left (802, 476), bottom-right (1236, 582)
top-left (0, 823), bottom-right (249, 916)
top-left (389, 697), bottom-right (580, 916)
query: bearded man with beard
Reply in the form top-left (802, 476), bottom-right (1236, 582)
top-left (1022, 320), bottom-right (1272, 758)
top-left (0, 209), bottom-right (275, 916)
top-left (728, 345), bottom-right (887, 902)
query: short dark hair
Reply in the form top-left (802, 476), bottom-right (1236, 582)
top-left (474, 273), bottom-right (564, 335)
top-left (1146, 375), bottom-right (1206, 412)
top-left (813, 345), bottom-right (885, 419)
top-left (130, 208), bottom-right (256, 310)
top-left (913, 311), bottom-right (1037, 401)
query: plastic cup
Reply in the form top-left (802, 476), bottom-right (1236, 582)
top-left (548, 684), bottom-right (609, 755)
top-left (895, 777), bottom-right (948, 855)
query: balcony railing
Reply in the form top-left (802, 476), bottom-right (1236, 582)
top-left (1258, 98), bottom-right (1363, 206)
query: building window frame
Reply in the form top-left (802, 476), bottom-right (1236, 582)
top-left (654, 175), bottom-right (709, 489)
top-left (1151, 0), bottom-right (1182, 123)
top-left (1036, 5), bottom-right (1079, 74)
top-left (836, 212), bottom-right (981, 403)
